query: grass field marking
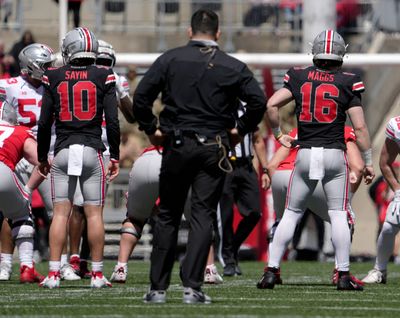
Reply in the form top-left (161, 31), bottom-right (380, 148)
top-left (3, 303), bottom-right (400, 312)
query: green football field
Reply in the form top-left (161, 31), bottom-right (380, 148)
top-left (1, 260), bottom-right (400, 317)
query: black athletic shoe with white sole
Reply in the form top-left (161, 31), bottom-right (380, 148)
top-left (143, 290), bottom-right (167, 303)
top-left (183, 287), bottom-right (211, 304)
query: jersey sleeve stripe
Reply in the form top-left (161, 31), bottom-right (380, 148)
top-left (105, 75), bottom-right (116, 84)
top-left (0, 87), bottom-right (6, 95)
top-left (42, 75), bottom-right (50, 86)
top-left (283, 74), bottom-right (290, 83)
top-left (352, 82), bottom-right (365, 91)
top-left (386, 127), bottom-right (396, 139)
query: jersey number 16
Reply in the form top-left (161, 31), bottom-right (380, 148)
top-left (300, 83), bottom-right (339, 123)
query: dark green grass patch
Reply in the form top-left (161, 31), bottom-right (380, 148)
top-left (1, 261), bottom-right (399, 317)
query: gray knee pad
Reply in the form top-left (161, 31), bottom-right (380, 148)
top-left (11, 218), bottom-right (34, 240)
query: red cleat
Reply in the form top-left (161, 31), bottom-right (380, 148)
top-left (332, 268), bottom-right (364, 286)
top-left (69, 255), bottom-right (80, 274)
top-left (20, 265), bottom-right (44, 283)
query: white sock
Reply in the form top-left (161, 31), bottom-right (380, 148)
top-left (268, 208), bottom-right (303, 268)
top-left (0, 253), bottom-right (13, 266)
top-left (49, 261), bottom-right (61, 272)
top-left (16, 238), bottom-right (33, 268)
top-left (117, 262), bottom-right (127, 270)
top-left (92, 261), bottom-right (103, 273)
top-left (61, 254), bottom-right (68, 267)
top-left (375, 222), bottom-right (399, 271)
top-left (329, 210), bottom-right (350, 271)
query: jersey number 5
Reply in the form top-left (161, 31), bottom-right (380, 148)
top-left (300, 83), bottom-right (339, 123)
top-left (58, 81), bottom-right (97, 121)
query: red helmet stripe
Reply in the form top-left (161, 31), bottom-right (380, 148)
top-left (81, 28), bottom-right (92, 52)
top-left (325, 30), bottom-right (333, 54)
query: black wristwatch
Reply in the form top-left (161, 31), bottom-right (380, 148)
top-left (262, 167), bottom-right (268, 174)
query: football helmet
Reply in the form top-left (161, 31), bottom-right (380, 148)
top-left (312, 30), bottom-right (347, 62)
top-left (18, 43), bottom-right (55, 80)
top-left (96, 40), bottom-right (116, 67)
top-left (62, 27), bottom-right (98, 64)
top-left (0, 98), bottom-right (18, 125)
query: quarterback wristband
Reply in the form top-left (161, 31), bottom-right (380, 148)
top-left (362, 148), bottom-right (372, 166)
top-left (272, 127), bottom-right (282, 140)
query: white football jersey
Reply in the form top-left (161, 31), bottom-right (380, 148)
top-left (101, 72), bottom-right (129, 156)
top-left (0, 76), bottom-right (44, 137)
top-left (386, 116), bottom-right (400, 145)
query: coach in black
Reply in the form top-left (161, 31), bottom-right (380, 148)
top-left (134, 9), bottom-right (265, 304)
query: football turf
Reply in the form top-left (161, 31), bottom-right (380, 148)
top-left (1, 261), bottom-right (400, 317)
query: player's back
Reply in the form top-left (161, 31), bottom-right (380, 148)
top-left (0, 124), bottom-right (34, 171)
top-left (42, 64), bottom-right (117, 155)
top-left (284, 65), bottom-right (364, 149)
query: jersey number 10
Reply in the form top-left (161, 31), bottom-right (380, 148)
top-left (58, 81), bottom-right (97, 121)
top-left (299, 83), bottom-right (339, 123)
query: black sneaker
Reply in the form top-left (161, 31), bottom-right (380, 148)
top-left (337, 274), bottom-right (364, 291)
top-left (235, 264), bottom-right (242, 276)
top-left (183, 287), bottom-right (211, 304)
top-left (143, 290), bottom-right (167, 303)
top-left (256, 269), bottom-right (280, 289)
top-left (223, 264), bottom-right (236, 277)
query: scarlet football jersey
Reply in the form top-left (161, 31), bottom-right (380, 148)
top-left (283, 66), bottom-right (364, 150)
top-left (0, 124), bottom-right (35, 171)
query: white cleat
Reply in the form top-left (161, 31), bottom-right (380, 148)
top-left (110, 265), bottom-right (127, 283)
top-left (362, 269), bottom-right (387, 284)
top-left (60, 264), bottom-right (81, 281)
top-left (0, 262), bottom-right (12, 281)
top-left (91, 272), bottom-right (112, 288)
top-left (204, 265), bottom-right (223, 284)
top-left (39, 271), bottom-right (61, 289)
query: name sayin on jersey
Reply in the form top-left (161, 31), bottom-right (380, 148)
top-left (307, 71), bottom-right (334, 82)
top-left (65, 71), bottom-right (88, 80)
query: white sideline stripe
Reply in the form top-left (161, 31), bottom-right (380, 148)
top-left (2, 304), bottom-right (400, 312)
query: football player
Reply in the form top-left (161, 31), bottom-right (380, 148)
top-left (65, 39), bottom-right (135, 280)
top-left (258, 126), bottom-right (365, 286)
top-left (37, 27), bottom-right (120, 289)
top-left (0, 98), bottom-right (45, 283)
top-left (362, 116), bottom-right (400, 284)
top-left (260, 30), bottom-right (374, 291)
top-left (0, 43), bottom-right (54, 282)
top-left (109, 146), bottom-right (224, 285)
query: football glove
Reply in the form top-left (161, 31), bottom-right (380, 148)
top-left (115, 74), bottom-right (129, 100)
